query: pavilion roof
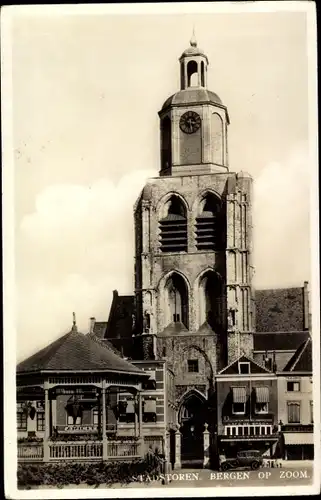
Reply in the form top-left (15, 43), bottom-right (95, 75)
top-left (17, 330), bottom-right (145, 376)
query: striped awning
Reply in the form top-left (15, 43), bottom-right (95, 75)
top-left (284, 433), bottom-right (314, 445)
top-left (232, 387), bottom-right (247, 403)
top-left (255, 387), bottom-right (269, 403)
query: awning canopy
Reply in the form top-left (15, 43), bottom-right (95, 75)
top-left (284, 433), bottom-right (314, 445)
top-left (255, 386), bottom-right (269, 403)
top-left (232, 387), bottom-right (247, 403)
top-left (144, 399), bottom-right (156, 413)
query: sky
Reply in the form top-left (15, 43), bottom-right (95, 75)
top-left (5, 5), bottom-right (315, 361)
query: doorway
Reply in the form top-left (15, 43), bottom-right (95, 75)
top-left (179, 393), bottom-right (206, 468)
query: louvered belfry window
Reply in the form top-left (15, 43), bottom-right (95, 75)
top-left (196, 194), bottom-right (220, 251)
top-left (160, 196), bottom-right (187, 252)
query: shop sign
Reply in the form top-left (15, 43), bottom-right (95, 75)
top-left (60, 425), bottom-right (97, 433)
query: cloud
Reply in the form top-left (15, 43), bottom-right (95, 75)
top-left (17, 146), bottom-right (311, 361)
top-left (17, 168), bottom-right (156, 361)
top-left (253, 142), bottom-right (310, 289)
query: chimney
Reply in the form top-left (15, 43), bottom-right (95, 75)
top-left (303, 281), bottom-right (310, 330)
top-left (89, 317), bottom-right (96, 335)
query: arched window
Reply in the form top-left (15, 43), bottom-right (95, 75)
top-left (164, 273), bottom-right (189, 328)
top-left (187, 60), bottom-right (198, 87)
top-left (195, 193), bottom-right (221, 251)
top-left (159, 196), bottom-right (187, 252)
top-left (199, 271), bottom-right (223, 331)
top-left (161, 116), bottom-right (172, 171)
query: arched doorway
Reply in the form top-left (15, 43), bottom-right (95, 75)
top-left (179, 391), bottom-right (206, 468)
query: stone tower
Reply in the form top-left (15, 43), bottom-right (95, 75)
top-left (134, 36), bottom-right (255, 388)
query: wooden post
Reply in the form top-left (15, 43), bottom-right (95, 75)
top-left (43, 386), bottom-right (50, 462)
top-left (102, 381), bottom-right (108, 461)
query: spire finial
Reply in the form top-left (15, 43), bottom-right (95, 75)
top-left (190, 26), bottom-right (197, 47)
top-left (72, 312), bottom-right (77, 332)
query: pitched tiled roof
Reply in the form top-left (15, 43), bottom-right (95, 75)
top-left (283, 337), bottom-right (312, 372)
top-left (160, 321), bottom-right (189, 336)
top-left (253, 331), bottom-right (309, 351)
top-left (255, 287), bottom-right (305, 332)
top-left (17, 330), bottom-right (144, 375)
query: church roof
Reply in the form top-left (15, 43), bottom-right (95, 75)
top-left (17, 330), bottom-right (144, 376)
top-left (283, 337), bottom-right (312, 372)
top-left (161, 88), bottom-right (223, 112)
top-left (253, 331), bottom-right (309, 352)
top-left (255, 286), bottom-right (306, 333)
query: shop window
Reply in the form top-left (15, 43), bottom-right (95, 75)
top-left (287, 402), bottom-right (300, 423)
top-left (187, 359), bottom-right (199, 373)
top-left (36, 412), bottom-right (45, 431)
top-left (287, 381), bottom-right (300, 392)
top-left (92, 408), bottom-right (101, 425)
top-left (17, 412), bottom-right (27, 431)
top-left (67, 415), bottom-right (81, 425)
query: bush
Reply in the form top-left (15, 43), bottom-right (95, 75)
top-left (17, 457), bottom-right (162, 488)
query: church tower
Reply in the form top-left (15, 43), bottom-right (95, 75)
top-left (134, 36), bottom-right (255, 389)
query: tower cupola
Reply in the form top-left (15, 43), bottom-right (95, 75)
top-left (179, 33), bottom-right (209, 89)
top-left (159, 35), bottom-right (230, 177)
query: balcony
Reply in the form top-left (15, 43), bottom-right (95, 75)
top-left (222, 413), bottom-right (274, 424)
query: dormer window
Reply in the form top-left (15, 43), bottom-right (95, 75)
top-left (238, 362), bottom-right (250, 374)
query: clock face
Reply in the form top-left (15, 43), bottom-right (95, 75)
top-left (179, 111), bottom-right (201, 134)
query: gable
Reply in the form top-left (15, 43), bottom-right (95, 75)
top-left (219, 355), bottom-right (271, 375)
